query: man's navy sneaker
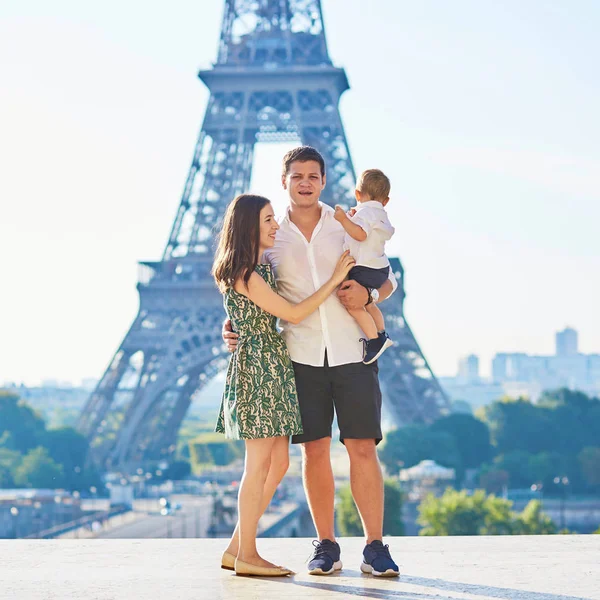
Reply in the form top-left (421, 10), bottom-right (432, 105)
top-left (307, 539), bottom-right (342, 575)
top-left (360, 540), bottom-right (399, 577)
top-left (360, 331), bottom-right (394, 365)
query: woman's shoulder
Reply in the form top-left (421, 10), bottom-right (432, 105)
top-left (231, 265), bottom-right (273, 296)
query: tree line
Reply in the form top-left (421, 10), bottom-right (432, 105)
top-left (337, 388), bottom-right (600, 536)
top-left (0, 391), bottom-right (102, 491)
top-left (378, 388), bottom-right (600, 496)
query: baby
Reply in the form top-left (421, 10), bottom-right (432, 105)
top-left (334, 169), bottom-right (395, 364)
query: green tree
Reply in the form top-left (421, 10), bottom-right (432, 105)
top-left (13, 447), bottom-right (65, 489)
top-left (418, 488), bottom-right (488, 536)
top-left (478, 466), bottom-right (509, 494)
top-left (43, 426), bottom-right (90, 490)
top-left (481, 493), bottom-right (516, 535)
top-left (0, 447), bottom-right (21, 488)
top-left (336, 483), bottom-right (362, 536)
top-left (514, 500), bottom-right (556, 535)
top-left (490, 451), bottom-right (533, 489)
top-left (188, 433), bottom-right (243, 474)
top-left (383, 479), bottom-right (404, 536)
top-left (164, 459), bottom-right (192, 480)
top-left (0, 391), bottom-right (46, 453)
top-left (450, 400), bottom-right (473, 415)
top-left (417, 488), bottom-right (556, 536)
top-left (378, 426), bottom-right (462, 476)
top-left (578, 447), bottom-right (600, 488)
top-left (528, 451), bottom-right (567, 488)
top-left (481, 398), bottom-right (559, 456)
top-left (430, 414), bottom-right (493, 469)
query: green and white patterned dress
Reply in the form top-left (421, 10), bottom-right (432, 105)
top-left (215, 264), bottom-right (303, 440)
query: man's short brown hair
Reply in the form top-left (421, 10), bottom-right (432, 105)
top-left (357, 169), bottom-right (390, 201)
top-left (282, 146), bottom-right (326, 178)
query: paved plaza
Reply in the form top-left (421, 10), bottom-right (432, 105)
top-left (1, 535), bottom-right (599, 600)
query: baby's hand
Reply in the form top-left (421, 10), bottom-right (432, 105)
top-left (334, 205), bottom-right (347, 222)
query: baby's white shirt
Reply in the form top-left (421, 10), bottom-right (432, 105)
top-left (343, 201), bottom-right (395, 270)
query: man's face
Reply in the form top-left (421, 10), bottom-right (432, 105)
top-left (282, 160), bottom-right (326, 208)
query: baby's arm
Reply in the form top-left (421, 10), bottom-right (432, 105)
top-left (334, 205), bottom-right (367, 241)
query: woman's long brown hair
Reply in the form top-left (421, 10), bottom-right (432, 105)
top-left (212, 194), bottom-right (271, 293)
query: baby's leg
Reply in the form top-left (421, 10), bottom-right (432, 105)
top-left (348, 307), bottom-right (378, 339)
top-left (365, 303), bottom-right (385, 333)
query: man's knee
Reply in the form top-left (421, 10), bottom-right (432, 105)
top-left (301, 437), bottom-right (331, 463)
top-left (345, 438), bottom-right (377, 461)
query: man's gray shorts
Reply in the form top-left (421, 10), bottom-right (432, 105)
top-left (291, 353), bottom-right (383, 445)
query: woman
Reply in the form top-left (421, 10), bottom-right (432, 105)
top-left (212, 194), bottom-right (354, 577)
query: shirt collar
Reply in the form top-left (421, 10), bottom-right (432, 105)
top-left (356, 200), bottom-right (385, 211)
top-left (281, 201), bottom-right (332, 226)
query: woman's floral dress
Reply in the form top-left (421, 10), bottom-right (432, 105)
top-left (215, 264), bottom-right (303, 439)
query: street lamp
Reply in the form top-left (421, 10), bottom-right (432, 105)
top-left (10, 506), bottom-right (19, 539)
top-left (72, 491), bottom-right (81, 537)
top-left (554, 476), bottom-right (570, 530)
top-left (90, 486), bottom-right (97, 512)
top-left (32, 502), bottom-right (42, 538)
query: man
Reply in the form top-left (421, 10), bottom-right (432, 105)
top-left (223, 146), bottom-right (399, 577)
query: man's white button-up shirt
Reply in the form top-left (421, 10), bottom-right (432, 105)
top-left (263, 202), bottom-right (397, 368)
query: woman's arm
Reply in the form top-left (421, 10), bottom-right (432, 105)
top-left (234, 251), bottom-right (355, 325)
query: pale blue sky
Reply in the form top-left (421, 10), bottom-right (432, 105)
top-left (1, 0), bottom-right (599, 386)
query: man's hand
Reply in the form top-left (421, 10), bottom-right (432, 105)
top-left (337, 280), bottom-right (369, 310)
top-left (222, 318), bottom-right (238, 353)
top-left (334, 205), bottom-right (348, 223)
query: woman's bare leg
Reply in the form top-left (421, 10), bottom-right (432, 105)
top-left (225, 437), bottom-right (289, 559)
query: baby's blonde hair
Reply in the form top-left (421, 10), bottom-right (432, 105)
top-left (357, 169), bottom-right (390, 201)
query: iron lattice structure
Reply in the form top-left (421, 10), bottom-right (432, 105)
top-left (77, 0), bottom-right (450, 472)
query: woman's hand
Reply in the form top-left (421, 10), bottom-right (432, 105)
top-left (331, 250), bottom-right (355, 285)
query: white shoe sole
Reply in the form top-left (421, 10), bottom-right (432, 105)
top-left (363, 338), bottom-right (394, 365)
top-left (308, 560), bottom-right (343, 576)
top-left (360, 561), bottom-right (400, 577)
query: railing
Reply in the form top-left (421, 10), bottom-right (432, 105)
top-left (23, 506), bottom-right (131, 539)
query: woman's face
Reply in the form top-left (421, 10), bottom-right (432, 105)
top-left (258, 202), bottom-right (279, 250)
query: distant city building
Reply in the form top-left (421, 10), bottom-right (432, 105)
top-left (556, 327), bottom-right (578, 357)
top-left (441, 328), bottom-right (599, 408)
top-left (399, 460), bottom-right (456, 502)
top-left (458, 354), bottom-right (480, 383)
top-left (41, 379), bottom-right (73, 389)
top-left (491, 328), bottom-right (599, 400)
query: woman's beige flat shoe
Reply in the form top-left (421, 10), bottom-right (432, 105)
top-left (221, 551), bottom-right (236, 571)
top-left (234, 559), bottom-right (292, 577)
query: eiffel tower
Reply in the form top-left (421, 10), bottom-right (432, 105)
top-left (78, 0), bottom-right (450, 472)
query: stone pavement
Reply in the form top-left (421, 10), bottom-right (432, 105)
top-left (1, 535), bottom-right (599, 600)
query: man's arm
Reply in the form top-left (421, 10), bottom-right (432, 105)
top-left (222, 319), bottom-right (239, 353)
